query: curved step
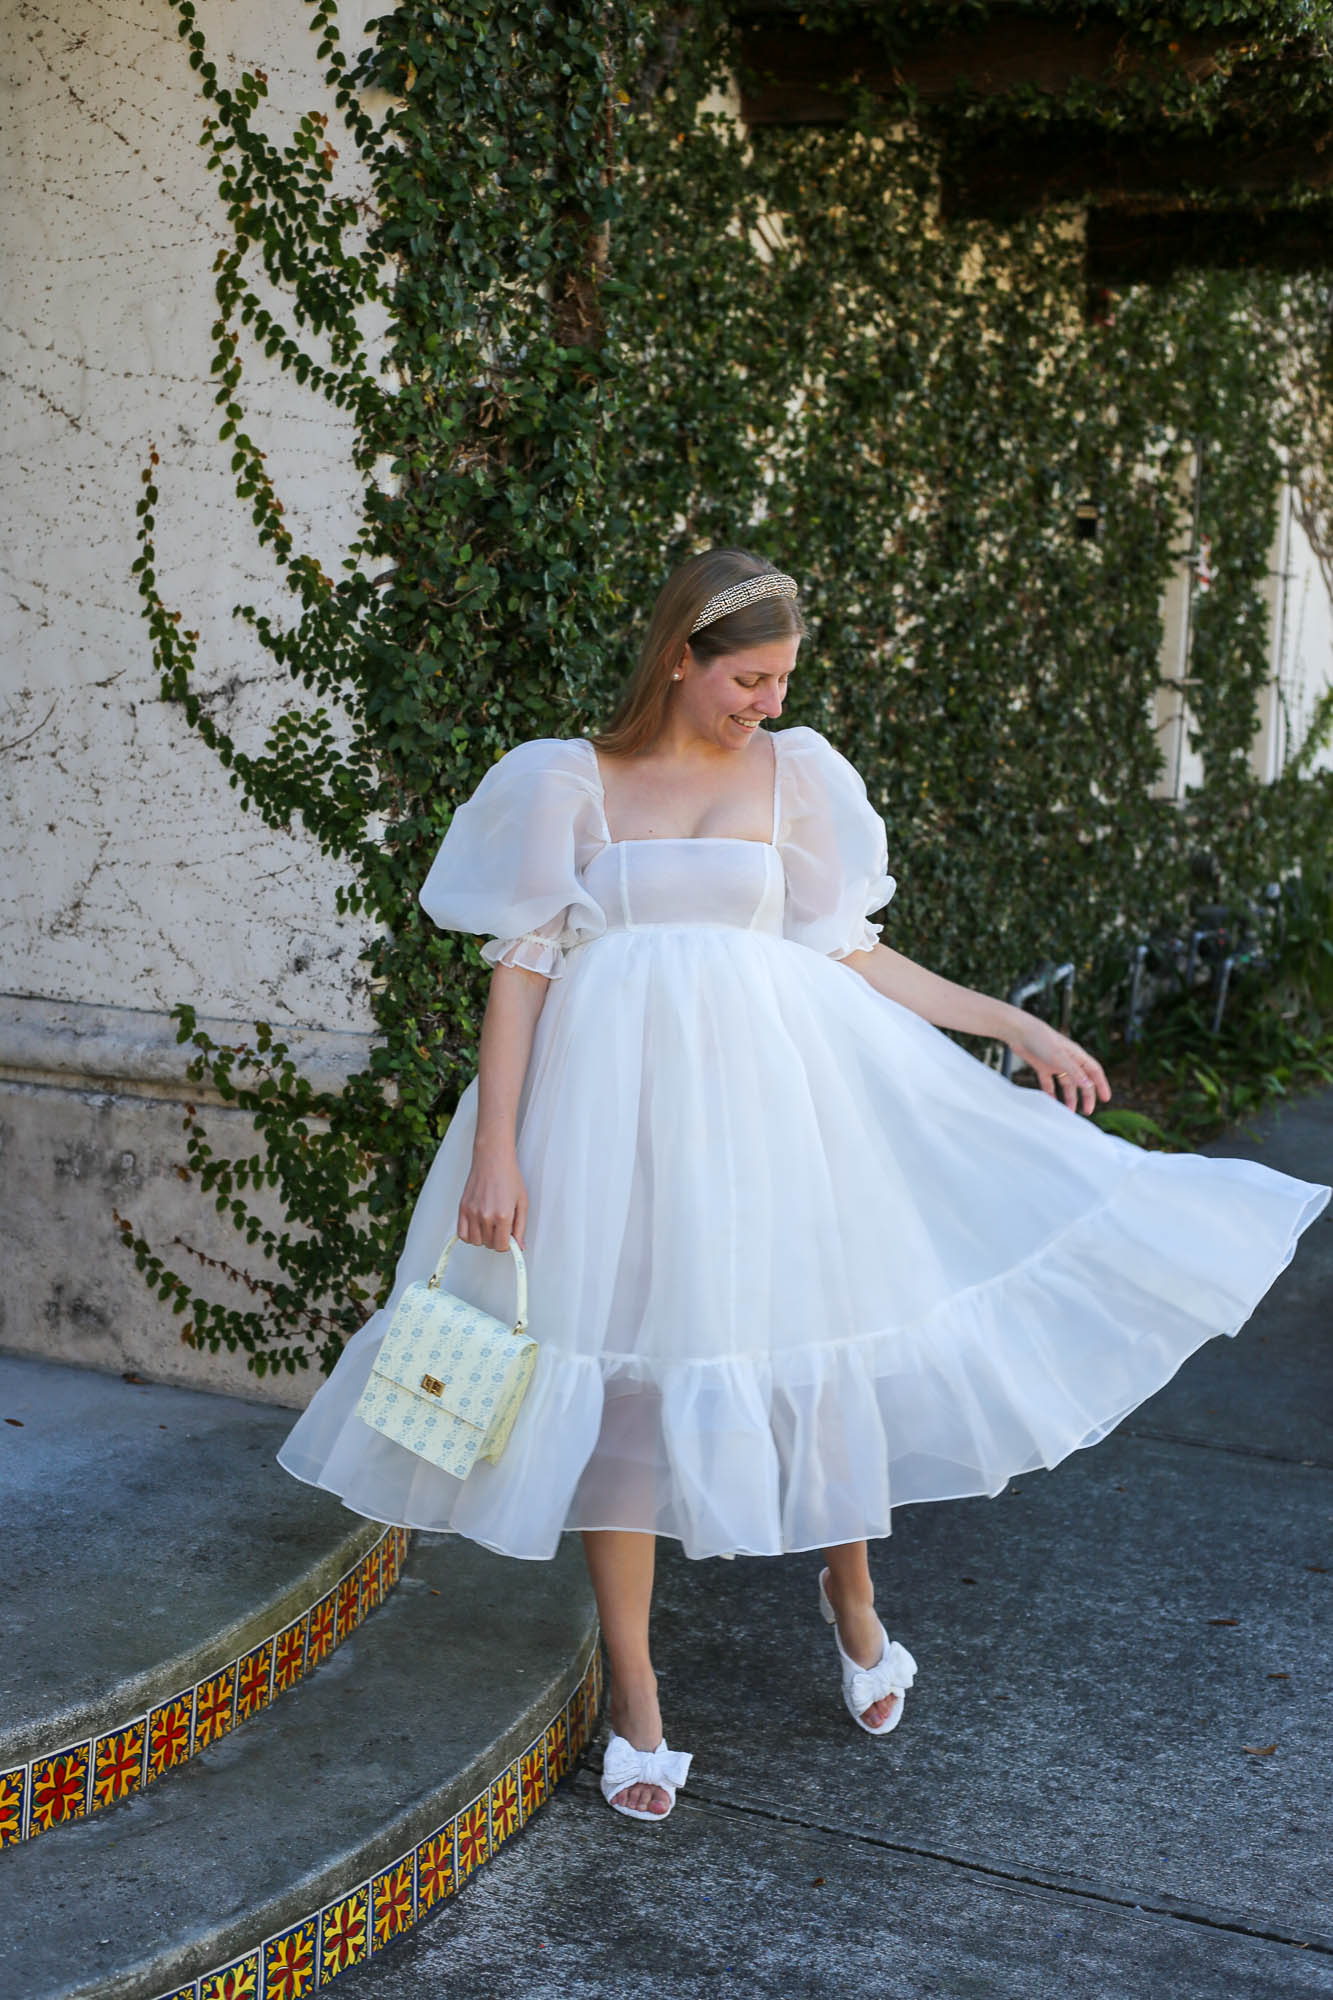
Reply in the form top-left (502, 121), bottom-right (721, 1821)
top-left (1, 1354), bottom-right (403, 1845)
top-left (0, 1533), bottom-right (601, 2000)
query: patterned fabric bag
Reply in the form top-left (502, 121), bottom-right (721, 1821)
top-left (354, 1234), bottom-right (535, 1477)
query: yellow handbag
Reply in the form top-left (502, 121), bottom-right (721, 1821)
top-left (354, 1233), bottom-right (536, 1478)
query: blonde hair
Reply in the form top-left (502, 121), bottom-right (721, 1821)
top-left (592, 548), bottom-right (807, 756)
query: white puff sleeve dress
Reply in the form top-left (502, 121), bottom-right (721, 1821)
top-left (276, 727), bottom-right (1331, 1560)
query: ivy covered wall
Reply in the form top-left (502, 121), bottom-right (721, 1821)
top-left (124, 0), bottom-right (1333, 1382)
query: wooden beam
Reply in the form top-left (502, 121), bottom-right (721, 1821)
top-left (939, 127), bottom-right (1333, 219)
top-left (734, 15), bottom-right (1234, 127)
top-left (1087, 206), bottom-right (1333, 284)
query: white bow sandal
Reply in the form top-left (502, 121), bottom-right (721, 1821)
top-left (818, 1567), bottom-right (917, 1737)
top-left (599, 1732), bottom-right (693, 1822)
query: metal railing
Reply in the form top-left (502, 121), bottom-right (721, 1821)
top-left (1000, 889), bottom-right (1280, 1075)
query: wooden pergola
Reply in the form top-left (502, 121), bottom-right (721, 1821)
top-left (729, 6), bottom-right (1333, 287)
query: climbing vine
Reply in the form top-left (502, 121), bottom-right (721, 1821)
top-left (119, 0), bottom-right (1333, 1380)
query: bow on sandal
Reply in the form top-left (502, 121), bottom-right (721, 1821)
top-left (599, 1733), bottom-right (693, 1822)
top-left (818, 1567), bottom-right (918, 1737)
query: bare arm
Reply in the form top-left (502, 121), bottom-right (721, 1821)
top-left (457, 962), bottom-right (551, 1250)
top-left (838, 939), bottom-right (1018, 1039)
top-left (838, 940), bottom-right (1111, 1115)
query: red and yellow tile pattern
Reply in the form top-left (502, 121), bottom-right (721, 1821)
top-left (1, 1526), bottom-right (408, 1850)
top-left (143, 1636), bottom-right (603, 2000)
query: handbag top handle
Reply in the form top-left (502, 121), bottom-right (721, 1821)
top-left (426, 1231), bottom-right (529, 1334)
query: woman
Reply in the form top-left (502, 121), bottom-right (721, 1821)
top-left (277, 548), bottom-right (1330, 1825)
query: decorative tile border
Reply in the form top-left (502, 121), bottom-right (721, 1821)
top-left (0, 1526), bottom-right (410, 1852)
top-left (147, 1636), bottom-right (603, 1999)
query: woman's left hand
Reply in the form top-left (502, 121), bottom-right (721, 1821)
top-left (1002, 1010), bottom-right (1112, 1116)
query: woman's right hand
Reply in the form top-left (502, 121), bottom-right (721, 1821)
top-left (457, 1138), bottom-right (528, 1252)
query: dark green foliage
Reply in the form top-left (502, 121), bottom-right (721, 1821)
top-left (121, 0), bottom-right (1333, 1380)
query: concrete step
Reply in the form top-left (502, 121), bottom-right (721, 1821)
top-left (0, 1531), bottom-right (601, 2000)
top-left (1, 1354), bottom-right (399, 1846)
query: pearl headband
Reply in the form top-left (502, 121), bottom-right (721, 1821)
top-left (689, 571), bottom-right (799, 635)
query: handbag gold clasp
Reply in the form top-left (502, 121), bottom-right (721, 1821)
top-left (420, 1373), bottom-right (444, 1397)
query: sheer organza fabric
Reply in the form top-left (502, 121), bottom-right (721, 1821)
top-left (276, 728), bottom-right (1330, 1559)
top-left (415, 728), bottom-right (897, 977)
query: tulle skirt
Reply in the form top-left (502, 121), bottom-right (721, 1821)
top-left (276, 925), bottom-right (1330, 1560)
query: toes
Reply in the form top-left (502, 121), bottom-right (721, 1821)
top-left (613, 1781), bottom-right (669, 1814)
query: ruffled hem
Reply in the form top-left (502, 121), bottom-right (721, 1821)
top-left (275, 1148), bottom-right (1329, 1562)
top-left (831, 915), bottom-right (885, 959)
top-left (480, 931), bottom-right (566, 979)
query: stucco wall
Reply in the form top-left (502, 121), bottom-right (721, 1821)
top-left (1, 0), bottom-right (391, 1030)
top-left (0, 995), bottom-right (370, 1407)
top-left (1154, 459), bottom-right (1333, 801)
top-left (1266, 494), bottom-right (1333, 781)
top-left (1, 0), bottom-right (398, 1397)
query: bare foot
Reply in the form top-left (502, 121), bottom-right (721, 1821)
top-left (821, 1568), bottom-right (900, 1730)
top-left (606, 1674), bottom-right (671, 1815)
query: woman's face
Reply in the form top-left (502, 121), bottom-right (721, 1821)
top-left (681, 634), bottom-right (799, 746)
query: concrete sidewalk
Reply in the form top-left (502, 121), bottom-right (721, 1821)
top-left (336, 1086), bottom-right (1333, 2000)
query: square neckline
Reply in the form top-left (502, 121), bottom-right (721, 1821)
top-left (580, 730), bottom-right (782, 850)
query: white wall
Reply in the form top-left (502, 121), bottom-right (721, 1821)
top-left (0, 0), bottom-right (397, 1400)
top-left (1151, 452), bottom-right (1207, 803)
top-left (1256, 487), bottom-right (1333, 782)
top-left (1152, 457), bottom-right (1333, 801)
top-left (1, 0), bottom-right (392, 1032)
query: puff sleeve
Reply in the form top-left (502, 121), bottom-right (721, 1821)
top-left (777, 726), bottom-right (897, 959)
top-left (418, 739), bottom-right (606, 979)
